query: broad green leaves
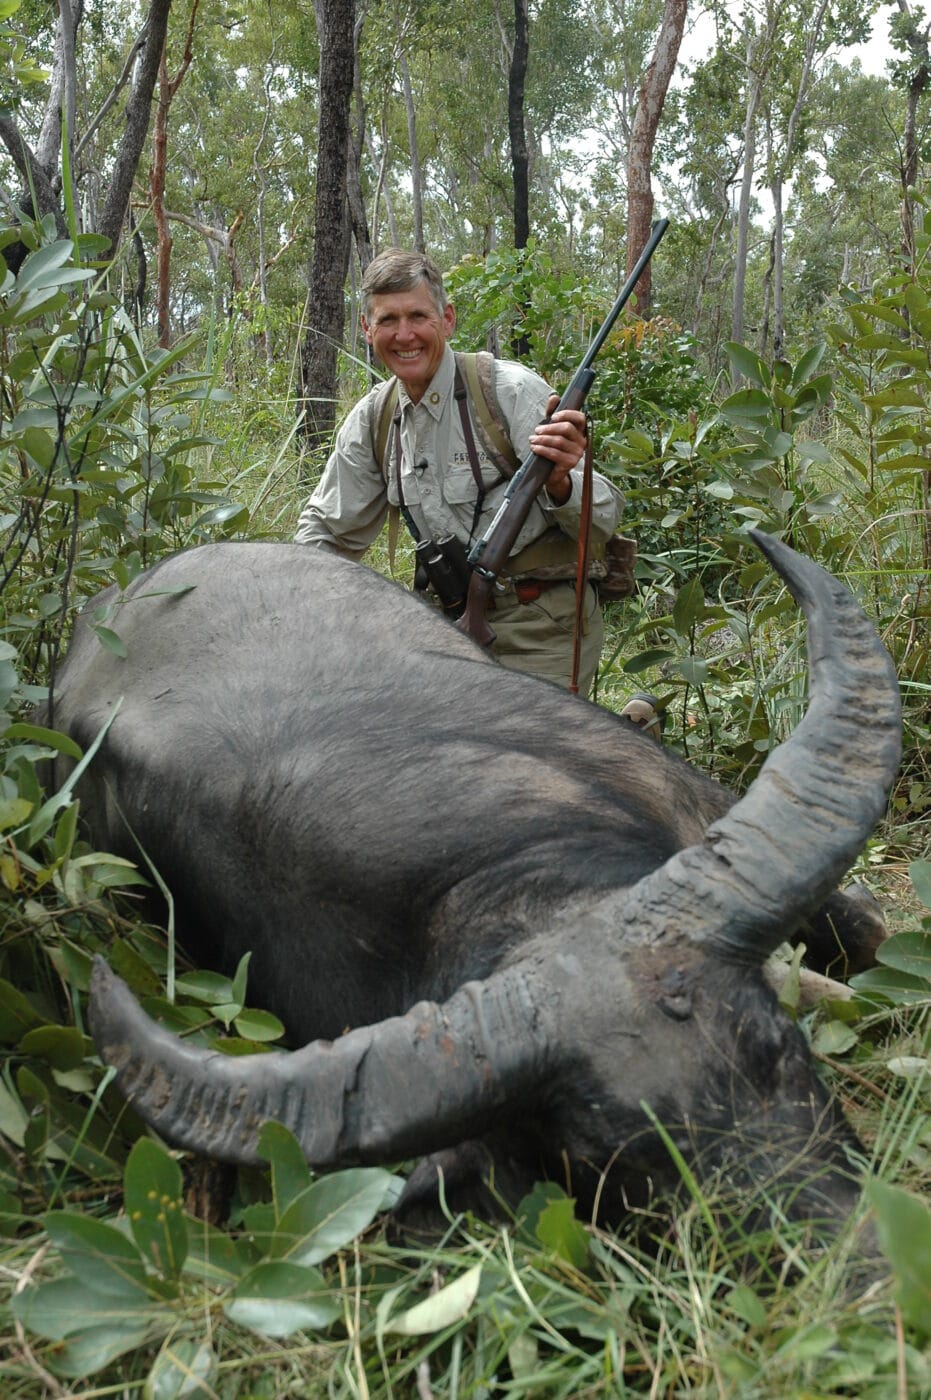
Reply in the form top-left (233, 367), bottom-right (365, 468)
top-left (268, 1169), bottom-right (401, 1267)
top-left (124, 1139), bottom-right (189, 1281)
top-left (224, 1261), bottom-right (339, 1337)
top-left (14, 1130), bottom-right (403, 1378)
top-left (869, 1182), bottom-right (931, 1339)
top-left (851, 863), bottom-right (931, 1006)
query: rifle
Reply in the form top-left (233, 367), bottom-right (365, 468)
top-left (457, 217), bottom-right (670, 649)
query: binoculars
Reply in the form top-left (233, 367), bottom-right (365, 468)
top-left (414, 533), bottom-right (472, 617)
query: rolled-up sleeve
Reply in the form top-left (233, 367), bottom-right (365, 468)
top-left (294, 396), bottom-right (389, 558)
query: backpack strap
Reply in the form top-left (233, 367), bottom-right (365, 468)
top-left (368, 377), bottom-right (402, 572)
top-left (456, 351), bottom-right (520, 474)
top-left (371, 377), bottom-right (400, 483)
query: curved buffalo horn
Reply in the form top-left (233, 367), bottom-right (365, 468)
top-left (613, 529), bottom-right (901, 961)
top-left (90, 957), bottom-right (551, 1166)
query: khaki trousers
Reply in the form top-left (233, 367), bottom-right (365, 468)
top-left (489, 581), bottom-right (603, 696)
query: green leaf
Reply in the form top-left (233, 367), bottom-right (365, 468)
top-left (92, 623), bottom-right (128, 657)
top-left (175, 969), bottom-right (235, 1003)
top-left (191, 502), bottom-right (249, 531)
top-left (385, 1263), bottom-right (483, 1336)
top-left (0, 796), bottom-right (32, 831)
top-left (124, 1138), bottom-right (188, 1280)
top-left (271, 1166), bottom-right (396, 1266)
top-left (622, 648), bottom-right (675, 673)
top-left (17, 424), bottom-right (59, 470)
top-left (724, 342), bottom-right (770, 387)
top-left (773, 1322), bottom-right (837, 1360)
top-left (726, 1282), bottom-right (768, 1329)
top-left (55, 1320), bottom-right (170, 1379)
top-left (230, 950), bottom-right (251, 1008)
top-left (257, 1121), bottom-right (313, 1220)
top-left (849, 967), bottom-right (931, 1006)
top-left (3, 721), bottom-right (82, 759)
top-left (107, 938), bottom-right (165, 996)
top-left (223, 1261), bottom-right (339, 1338)
top-left (910, 860), bottom-right (931, 911)
top-left (672, 576), bottom-right (706, 636)
top-left (44, 1210), bottom-right (153, 1298)
top-left (874, 927), bottom-right (931, 982)
top-left (675, 656), bottom-right (710, 685)
top-left (791, 343), bottom-right (827, 385)
top-left (885, 1056), bottom-right (930, 1083)
top-left (183, 1218), bottom-right (249, 1284)
top-left (0, 1077), bottom-right (30, 1147)
top-left (868, 1181), bottom-right (931, 1338)
top-left (18, 1025), bottom-right (87, 1070)
top-left (144, 1336), bottom-right (218, 1400)
top-left (53, 800), bottom-right (79, 860)
top-left (13, 1273), bottom-right (170, 1343)
top-left (234, 1006), bottom-right (286, 1041)
top-left (718, 389), bottom-right (774, 425)
top-left (811, 1020), bottom-right (858, 1056)
top-left (535, 1195), bottom-right (591, 1270)
top-left (14, 239), bottom-right (73, 291)
top-left (0, 977), bottom-right (44, 1043)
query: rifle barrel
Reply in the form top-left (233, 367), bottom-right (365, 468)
top-left (581, 217), bottom-right (670, 371)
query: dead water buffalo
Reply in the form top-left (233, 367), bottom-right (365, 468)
top-left (60, 533), bottom-right (900, 1238)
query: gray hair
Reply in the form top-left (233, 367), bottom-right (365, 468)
top-left (361, 249), bottom-right (448, 318)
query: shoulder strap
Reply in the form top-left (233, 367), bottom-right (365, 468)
top-left (454, 351), bottom-right (520, 475)
top-left (372, 377), bottom-right (400, 481)
top-left (367, 377), bottom-right (403, 573)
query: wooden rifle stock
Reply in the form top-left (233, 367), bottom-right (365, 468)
top-left (457, 217), bottom-right (670, 649)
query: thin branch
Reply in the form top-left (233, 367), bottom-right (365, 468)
top-left (74, 23), bottom-right (149, 162)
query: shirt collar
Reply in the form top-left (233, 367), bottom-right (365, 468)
top-left (396, 345), bottom-right (455, 421)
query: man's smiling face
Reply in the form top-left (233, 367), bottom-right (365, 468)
top-left (362, 283), bottom-right (456, 402)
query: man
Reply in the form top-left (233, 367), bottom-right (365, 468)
top-left (295, 248), bottom-right (625, 695)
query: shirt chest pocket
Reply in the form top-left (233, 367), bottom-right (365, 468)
top-left (387, 462), bottom-right (423, 510)
top-left (442, 459), bottom-right (506, 507)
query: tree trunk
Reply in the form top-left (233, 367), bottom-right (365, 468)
top-left (301, 0), bottom-right (356, 450)
top-left (35, 0), bottom-right (76, 180)
top-left (626, 0), bottom-right (686, 315)
top-left (767, 166), bottom-right (784, 357)
top-left (731, 30), bottom-right (764, 351)
top-left (150, 1), bottom-right (199, 348)
top-left (770, 0), bottom-right (830, 357)
top-left (895, 0), bottom-right (931, 268)
top-left (98, 0), bottom-right (174, 253)
top-left (509, 0), bottom-right (530, 250)
top-left (398, 49), bottom-right (424, 253)
top-left (348, 10), bottom-right (373, 275)
top-left (508, 0), bottom-right (531, 357)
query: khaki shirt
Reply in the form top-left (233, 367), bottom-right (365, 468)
top-left (294, 346), bottom-right (624, 564)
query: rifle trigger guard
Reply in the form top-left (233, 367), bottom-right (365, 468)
top-left (472, 565), bottom-right (498, 584)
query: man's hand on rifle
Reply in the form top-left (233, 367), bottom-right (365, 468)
top-left (529, 393), bottom-right (588, 506)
